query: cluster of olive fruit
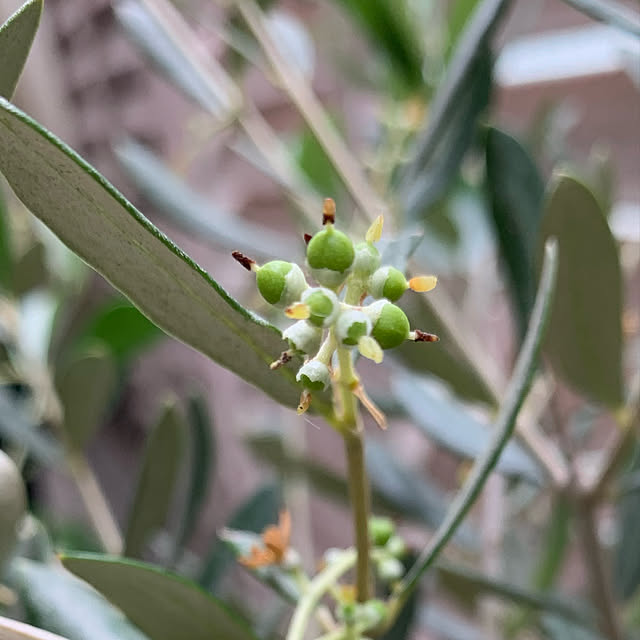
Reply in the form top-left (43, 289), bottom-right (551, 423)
top-left (233, 199), bottom-right (437, 408)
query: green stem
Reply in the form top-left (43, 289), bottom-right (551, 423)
top-left (286, 550), bottom-right (356, 640)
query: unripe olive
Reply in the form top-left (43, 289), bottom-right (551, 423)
top-left (301, 287), bottom-right (339, 328)
top-left (352, 242), bottom-right (380, 278)
top-left (368, 266), bottom-right (408, 302)
top-left (376, 556), bottom-right (404, 583)
top-left (385, 534), bottom-right (407, 558)
top-left (296, 360), bottom-right (330, 391)
top-left (368, 516), bottom-right (395, 547)
top-left (336, 310), bottom-right (371, 347)
top-left (366, 300), bottom-right (410, 350)
top-left (306, 226), bottom-right (354, 288)
top-left (256, 261), bottom-right (306, 307)
top-left (359, 599), bottom-right (387, 630)
top-left (282, 320), bottom-right (322, 355)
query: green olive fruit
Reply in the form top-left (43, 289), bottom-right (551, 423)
top-left (256, 261), bottom-right (306, 307)
top-left (296, 360), bottom-right (330, 391)
top-left (376, 557), bottom-right (404, 583)
top-left (352, 242), bottom-right (380, 278)
top-left (301, 287), bottom-right (339, 328)
top-left (367, 300), bottom-right (410, 349)
top-left (336, 309), bottom-right (371, 346)
top-left (368, 266), bottom-right (408, 302)
top-left (306, 226), bottom-right (354, 288)
top-left (368, 516), bottom-right (395, 547)
top-left (282, 320), bottom-right (322, 355)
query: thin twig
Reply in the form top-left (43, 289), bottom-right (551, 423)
top-left (235, 0), bottom-right (385, 223)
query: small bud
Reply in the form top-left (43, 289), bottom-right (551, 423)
top-left (296, 360), bottom-right (330, 391)
top-left (365, 215), bottom-right (384, 243)
top-left (285, 302), bottom-right (311, 320)
top-left (366, 301), bottom-right (410, 350)
top-left (306, 224), bottom-right (355, 288)
top-left (256, 261), bottom-right (307, 307)
top-left (322, 197), bottom-right (336, 225)
top-left (359, 599), bottom-right (387, 631)
top-left (409, 275), bottom-right (437, 292)
top-left (283, 321), bottom-right (322, 355)
top-left (369, 516), bottom-right (395, 547)
top-left (336, 310), bottom-right (371, 347)
top-left (352, 242), bottom-right (381, 278)
top-left (385, 535), bottom-right (407, 558)
top-left (376, 557), bottom-right (404, 583)
top-left (368, 266), bottom-right (408, 302)
top-left (357, 335), bottom-right (383, 364)
top-left (301, 288), bottom-right (339, 328)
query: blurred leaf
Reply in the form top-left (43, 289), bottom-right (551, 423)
top-left (559, 0), bottom-right (640, 38)
top-left (125, 399), bottom-right (185, 558)
top-left (395, 294), bottom-right (496, 406)
top-left (0, 449), bottom-right (26, 570)
top-left (244, 432), bottom-right (478, 547)
top-left (420, 606), bottom-right (483, 640)
top-left (399, 0), bottom-right (513, 215)
top-left (172, 393), bottom-right (215, 562)
top-left (380, 578), bottom-right (418, 639)
top-left (614, 446), bottom-right (640, 600)
top-left (392, 240), bottom-right (557, 601)
top-left (485, 126), bottom-right (544, 338)
top-left (218, 528), bottom-right (301, 603)
top-left (379, 231), bottom-right (423, 272)
top-left (0, 615), bottom-right (71, 640)
top-left (437, 561), bottom-right (592, 625)
top-left (0, 389), bottom-right (62, 465)
top-left (540, 174), bottom-right (624, 408)
top-left (392, 372), bottom-right (544, 483)
top-left (0, 185), bottom-right (13, 291)
top-left (11, 239), bottom-right (47, 297)
top-left (113, 0), bottom-right (238, 118)
top-left (115, 140), bottom-right (295, 261)
top-left (9, 558), bottom-right (149, 640)
top-left (0, 98), bottom-right (329, 413)
top-left (402, 49), bottom-right (492, 220)
top-left (61, 553), bottom-right (256, 640)
top-left (199, 484), bottom-right (281, 591)
top-left (72, 299), bottom-right (162, 366)
top-left (446, 0), bottom-right (480, 57)
top-left (542, 614), bottom-right (606, 640)
top-left (332, 0), bottom-right (424, 92)
top-left (0, 0), bottom-right (42, 99)
top-left (55, 348), bottom-right (117, 452)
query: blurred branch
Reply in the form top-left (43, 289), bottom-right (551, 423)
top-left (384, 240), bottom-right (558, 626)
top-left (235, 0), bottom-right (385, 223)
top-left (560, 0), bottom-right (640, 38)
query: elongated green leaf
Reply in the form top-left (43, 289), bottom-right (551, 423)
top-left (0, 98), bottom-right (329, 414)
top-left (559, 0), bottom-right (640, 38)
top-left (113, 0), bottom-right (238, 118)
top-left (379, 231), bottom-right (423, 273)
top-left (485, 127), bottom-right (544, 338)
top-left (71, 299), bottom-right (162, 366)
top-left (402, 49), bottom-right (492, 219)
top-left (446, 0), bottom-right (481, 57)
top-left (332, 0), bottom-right (424, 92)
top-left (0, 616), bottom-right (71, 640)
top-left (389, 239), bottom-right (557, 611)
top-left (61, 554), bottom-right (256, 640)
top-left (0, 184), bottom-right (13, 291)
top-left (9, 558), bottom-right (149, 640)
top-left (55, 348), bottom-right (117, 452)
top-left (0, 0), bottom-right (42, 99)
top-left (199, 484), bottom-right (281, 591)
top-left (0, 389), bottom-right (63, 465)
top-left (395, 294), bottom-right (496, 406)
top-left (125, 399), bottom-right (185, 557)
top-left (540, 175), bottom-right (623, 408)
top-left (11, 239), bottom-right (47, 297)
top-left (0, 449), bottom-right (26, 570)
top-left (392, 372), bottom-right (544, 483)
top-left (172, 392), bottom-right (214, 562)
top-left (115, 140), bottom-right (295, 261)
top-left (399, 0), bottom-right (512, 209)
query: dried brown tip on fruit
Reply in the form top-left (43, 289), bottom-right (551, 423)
top-left (270, 351), bottom-right (293, 370)
top-left (413, 330), bottom-right (439, 342)
top-left (232, 251), bottom-right (256, 271)
top-left (304, 233), bottom-right (313, 245)
top-left (322, 198), bottom-right (336, 225)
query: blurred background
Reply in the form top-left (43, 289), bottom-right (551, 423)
top-left (0, 0), bottom-right (639, 638)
